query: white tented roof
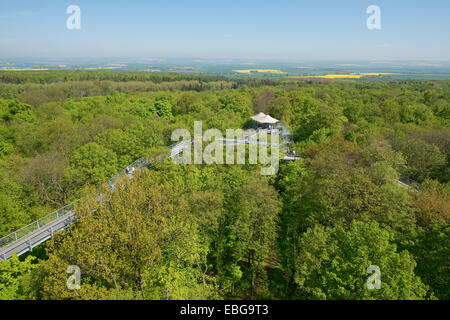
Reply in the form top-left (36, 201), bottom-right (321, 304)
top-left (251, 112), bottom-right (279, 124)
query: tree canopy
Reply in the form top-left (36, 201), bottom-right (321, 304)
top-left (0, 72), bottom-right (448, 300)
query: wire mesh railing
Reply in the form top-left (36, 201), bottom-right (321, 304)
top-left (0, 202), bottom-right (77, 250)
top-left (0, 141), bottom-right (190, 253)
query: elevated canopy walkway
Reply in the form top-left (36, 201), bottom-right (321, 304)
top-left (0, 125), bottom-right (297, 262)
top-left (0, 141), bottom-right (191, 262)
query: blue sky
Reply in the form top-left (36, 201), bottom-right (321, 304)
top-left (0, 0), bottom-right (449, 60)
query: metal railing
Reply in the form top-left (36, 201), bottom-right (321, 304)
top-left (0, 202), bottom-right (76, 251)
top-left (0, 141), bottom-right (191, 259)
top-left (0, 131), bottom-right (295, 260)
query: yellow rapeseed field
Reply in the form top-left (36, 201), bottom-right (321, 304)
top-left (289, 72), bottom-right (399, 79)
top-left (358, 72), bottom-right (397, 76)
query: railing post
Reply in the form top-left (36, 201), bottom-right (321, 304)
top-left (36, 221), bottom-right (40, 229)
top-left (14, 232), bottom-right (17, 241)
top-left (27, 240), bottom-right (32, 252)
top-left (56, 211), bottom-right (59, 218)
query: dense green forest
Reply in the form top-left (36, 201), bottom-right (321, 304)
top-left (0, 71), bottom-right (448, 300)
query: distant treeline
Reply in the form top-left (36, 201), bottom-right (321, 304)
top-left (0, 70), bottom-right (230, 84)
top-left (0, 70), bottom-right (284, 87)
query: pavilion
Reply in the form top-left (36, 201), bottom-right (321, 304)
top-left (250, 112), bottom-right (280, 130)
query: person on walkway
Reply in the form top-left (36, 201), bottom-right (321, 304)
top-left (128, 167), bottom-right (135, 181)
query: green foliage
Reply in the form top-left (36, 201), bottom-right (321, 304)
top-left (1, 99), bottom-right (35, 123)
top-left (142, 263), bottom-right (219, 300)
top-left (0, 254), bottom-right (37, 300)
top-left (153, 97), bottom-right (173, 120)
top-left (394, 137), bottom-right (446, 181)
top-left (294, 221), bottom-right (428, 299)
top-left (69, 142), bottom-right (118, 185)
top-left (0, 139), bottom-right (13, 158)
top-left (216, 174), bottom-right (282, 298)
top-left (0, 72), bottom-right (448, 300)
top-left (285, 138), bottom-right (416, 238)
top-left (219, 91), bottom-right (253, 116)
top-left (29, 173), bottom-right (219, 300)
top-left (408, 223), bottom-right (450, 299)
